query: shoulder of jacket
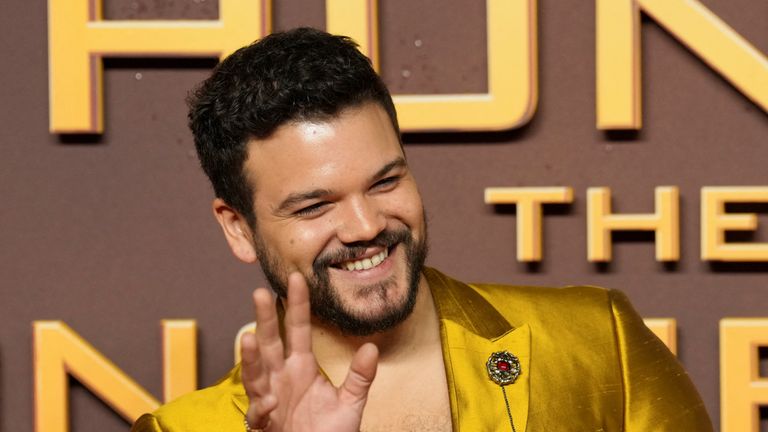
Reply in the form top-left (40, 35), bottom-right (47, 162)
top-left (468, 280), bottom-right (614, 305)
top-left (152, 364), bottom-right (243, 428)
top-left (424, 266), bottom-right (621, 316)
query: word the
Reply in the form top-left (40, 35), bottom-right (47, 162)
top-left (485, 186), bottom-right (768, 262)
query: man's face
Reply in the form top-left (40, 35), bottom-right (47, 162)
top-left (243, 103), bottom-right (428, 336)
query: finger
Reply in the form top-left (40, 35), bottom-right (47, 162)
top-left (253, 287), bottom-right (286, 370)
top-left (285, 272), bottom-right (312, 355)
top-left (240, 332), bottom-right (270, 398)
top-left (339, 343), bottom-right (379, 406)
top-left (246, 396), bottom-right (277, 431)
top-left (245, 394), bottom-right (277, 430)
top-left (241, 333), bottom-right (278, 428)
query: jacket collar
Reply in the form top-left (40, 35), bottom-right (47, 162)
top-left (231, 268), bottom-right (531, 432)
top-left (425, 268), bottom-right (530, 432)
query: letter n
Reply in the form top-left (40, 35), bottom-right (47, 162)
top-left (33, 320), bottom-right (196, 431)
top-left (48, 0), bottom-right (271, 133)
top-left (596, 0), bottom-right (768, 129)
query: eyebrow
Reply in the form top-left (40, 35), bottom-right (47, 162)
top-left (275, 188), bottom-right (334, 214)
top-left (369, 157), bottom-right (407, 184)
top-left (275, 157), bottom-right (408, 214)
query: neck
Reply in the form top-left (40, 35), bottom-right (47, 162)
top-left (310, 274), bottom-right (441, 367)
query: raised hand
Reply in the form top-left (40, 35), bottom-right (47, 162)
top-left (240, 272), bottom-right (379, 432)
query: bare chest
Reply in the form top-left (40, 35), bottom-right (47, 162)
top-left (361, 410), bottom-right (452, 432)
top-left (360, 356), bottom-right (452, 432)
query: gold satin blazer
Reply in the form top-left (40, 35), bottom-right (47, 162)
top-left (132, 268), bottom-right (712, 431)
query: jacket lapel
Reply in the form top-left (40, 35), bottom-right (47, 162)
top-left (227, 364), bottom-right (249, 415)
top-left (425, 268), bottom-right (531, 432)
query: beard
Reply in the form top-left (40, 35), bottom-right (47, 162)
top-left (254, 225), bottom-right (428, 336)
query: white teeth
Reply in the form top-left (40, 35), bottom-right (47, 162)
top-left (341, 248), bottom-right (389, 271)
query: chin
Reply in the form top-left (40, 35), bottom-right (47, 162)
top-left (314, 255), bottom-right (422, 336)
top-left (345, 276), bottom-right (412, 314)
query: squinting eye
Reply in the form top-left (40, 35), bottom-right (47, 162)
top-left (374, 176), bottom-right (399, 189)
top-left (295, 202), bottom-right (327, 216)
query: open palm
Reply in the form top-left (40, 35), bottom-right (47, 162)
top-left (241, 272), bottom-right (379, 432)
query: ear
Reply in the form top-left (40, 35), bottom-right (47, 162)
top-left (212, 198), bottom-right (258, 263)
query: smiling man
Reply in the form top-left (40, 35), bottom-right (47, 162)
top-left (237, 107), bottom-right (427, 338)
top-left (131, 28), bottom-right (712, 432)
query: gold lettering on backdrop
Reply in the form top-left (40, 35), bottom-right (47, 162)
top-left (49, 0), bottom-right (768, 133)
top-left (720, 319), bottom-right (768, 432)
top-left (393, 0), bottom-right (538, 131)
top-left (326, 0), bottom-right (379, 70)
top-left (484, 187), bottom-right (574, 262)
top-left (701, 187), bottom-right (768, 261)
top-left (162, 320), bottom-right (197, 402)
top-left (596, 0), bottom-right (641, 128)
top-left (587, 186), bottom-right (680, 262)
top-left (485, 186), bottom-right (768, 262)
top-left (33, 320), bottom-right (197, 430)
top-left (27, 316), bottom-right (677, 428)
top-left (596, 0), bottom-right (768, 129)
top-left (47, 0), bottom-right (271, 133)
top-left (49, 0), bottom-right (536, 133)
top-left (643, 318), bottom-right (677, 355)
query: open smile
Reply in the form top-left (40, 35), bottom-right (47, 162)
top-left (339, 248), bottom-right (388, 271)
top-left (330, 244), bottom-right (398, 273)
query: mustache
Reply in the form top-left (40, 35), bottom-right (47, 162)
top-left (314, 228), bottom-right (412, 269)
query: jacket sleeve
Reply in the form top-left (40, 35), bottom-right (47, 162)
top-left (131, 414), bottom-right (164, 432)
top-left (609, 289), bottom-right (713, 432)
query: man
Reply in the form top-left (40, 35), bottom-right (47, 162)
top-left (132, 28), bottom-right (712, 431)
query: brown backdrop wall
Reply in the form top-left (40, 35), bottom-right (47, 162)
top-left (1, 0), bottom-right (767, 431)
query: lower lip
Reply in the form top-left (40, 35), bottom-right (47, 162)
top-left (329, 245), bottom-right (398, 283)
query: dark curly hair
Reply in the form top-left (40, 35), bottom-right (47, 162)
top-left (188, 27), bottom-right (400, 227)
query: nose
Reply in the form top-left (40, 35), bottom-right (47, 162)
top-left (336, 195), bottom-right (386, 244)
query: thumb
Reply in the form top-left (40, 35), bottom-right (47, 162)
top-left (339, 343), bottom-right (379, 405)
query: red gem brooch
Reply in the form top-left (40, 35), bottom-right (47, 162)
top-left (486, 351), bottom-right (521, 386)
